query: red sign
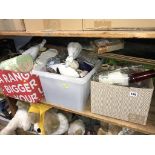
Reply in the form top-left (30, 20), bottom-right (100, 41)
top-left (0, 70), bottom-right (44, 103)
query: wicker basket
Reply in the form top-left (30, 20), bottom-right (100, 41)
top-left (91, 79), bottom-right (154, 125)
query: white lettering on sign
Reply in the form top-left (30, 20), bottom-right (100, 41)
top-left (20, 73), bottom-right (30, 80)
top-left (29, 79), bottom-right (37, 89)
top-left (18, 84), bottom-right (27, 93)
top-left (38, 88), bottom-right (43, 94)
top-left (14, 93), bottom-right (38, 103)
top-left (12, 73), bottom-right (23, 81)
top-left (2, 78), bottom-right (37, 94)
top-left (2, 74), bottom-right (9, 82)
top-left (24, 83), bottom-right (32, 92)
top-left (4, 85), bottom-right (11, 93)
top-left (12, 85), bottom-right (20, 93)
top-left (31, 93), bottom-right (38, 102)
top-left (0, 77), bottom-right (4, 83)
top-left (0, 71), bottom-right (43, 103)
top-left (1, 73), bottom-right (31, 83)
top-left (130, 92), bottom-right (138, 97)
top-left (8, 74), bottom-right (16, 82)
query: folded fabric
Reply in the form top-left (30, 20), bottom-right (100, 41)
top-left (0, 54), bottom-right (33, 72)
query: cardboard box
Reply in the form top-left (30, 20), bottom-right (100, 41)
top-left (91, 79), bottom-right (154, 125)
top-left (83, 19), bottom-right (155, 30)
top-left (24, 19), bottom-right (83, 31)
top-left (0, 19), bottom-right (25, 31)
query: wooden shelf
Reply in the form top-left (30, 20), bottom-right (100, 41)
top-left (1, 30), bottom-right (155, 135)
top-left (1, 30), bottom-right (155, 38)
top-left (99, 53), bottom-right (155, 66)
top-left (44, 97), bottom-right (155, 135)
top-left (1, 92), bottom-right (155, 134)
top-left (1, 93), bottom-right (154, 134)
